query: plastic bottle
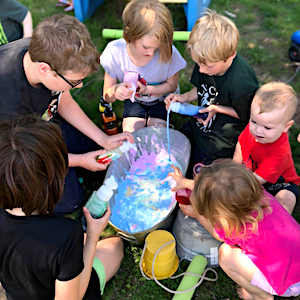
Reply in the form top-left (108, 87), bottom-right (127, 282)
top-left (99, 97), bottom-right (118, 136)
top-left (123, 71), bottom-right (138, 102)
top-left (96, 140), bottom-right (137, 164)
top-left (170, 102), bottom-right (208, 120)
top-left (102, 107), bottom-right (118, 136)
top-left (81, 176), bottom-right (118, 231)
top-left (162, 176), bottom-right (192, 205)
top-left (175, 189), bottom-right (192, 205)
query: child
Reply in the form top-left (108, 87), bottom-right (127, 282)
top-left (176, 160), bottom-right (300, 300)
top-left (233, 82), bottom-right (300, 214)
top-left (0, 0), bottom-right (33, 45)
top-left (100, 0), bottom-right (186, 133)
top-left (0, 115), bottom-right (124, 300)
top-left (0, 14), bottom-right (134, 215)
top-left (164, 10), bottom-right (258, 177)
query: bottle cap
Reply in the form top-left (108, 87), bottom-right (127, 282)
top-left (104, 107), bottom-right (113, 117)
top-left (96, 185), bottom-right (113, 202)
top-left (105, 175), bottom-right (118, 190)
top-left (170, 102), bottom-right (180, 113)
top-left (162, 176), bottom-right (177, 189)
top-left (119, 141), bottom-right (137, 153)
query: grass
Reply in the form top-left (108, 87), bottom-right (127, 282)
top-left (17, 0), bottom-right (300, 299)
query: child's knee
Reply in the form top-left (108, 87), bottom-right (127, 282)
top-left (275, 189), bottom-right (296, 214)
top-left (218, 243), bottom-right (232, 267)
top-left (114, 237), bottom-right (124, 262)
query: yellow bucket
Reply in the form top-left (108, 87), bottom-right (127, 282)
top-left (142, 230), bottom-right (179, 280)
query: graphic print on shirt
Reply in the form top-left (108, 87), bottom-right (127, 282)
top-left (134, 76), bottom-right (166, 103)
top-left (196, 82), bottom-right (219, 132)
top-left (42, 91), bottom-right (61, 121)
top-left (243, 155), bottom-right (258, 172)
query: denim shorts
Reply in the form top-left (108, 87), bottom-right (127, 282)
top-left (123, 100), bottom-right (167, 121)
top-left (251, 267), bottom-right (300, 297)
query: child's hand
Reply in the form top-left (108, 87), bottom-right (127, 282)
top-left (103, 132), bottom-right (135, 150)
top-left (168, 165), bottom-right (187, 191)
top-left (79, 150), bottom-right (110, 171)
top-left (136, 81), bottom-right (147, 94)
top-left (196, 105), bottom-right (218, 126)
top-left (179, 203), bottom-right (199, 219)
top-left (115, 82), bottom-right (135, 101)
top-left (297, 133), bottom-right (300, 143)
top-left (83, 206), bottom-right (111, 242)
top-left (164, 93), bottom-right (187, 110)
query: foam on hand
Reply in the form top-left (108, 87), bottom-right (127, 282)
top-left (123, 71), bottom-right (139, 103)
top-left (128, 83), bottom-right (137, 103)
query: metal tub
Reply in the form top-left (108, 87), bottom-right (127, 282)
top-left (105, 126), bottom-right (191, 245)
top-left (172, 209), bottom-right (223, 267)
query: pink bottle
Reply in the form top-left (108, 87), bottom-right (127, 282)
top-left (123, 71), bottom-right (138, 102)
top-left (175, 189), bottom-right (192, 205)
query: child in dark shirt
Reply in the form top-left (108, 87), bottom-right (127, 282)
top-left (0, 115), bottom-right (123, 300)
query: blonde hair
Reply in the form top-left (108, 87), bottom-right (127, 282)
top-left (29, 14), bottom-right (100, 76)
top-left (253, 81), bottom-right (298, 123)
top-left (122, 0), bottom-right (173, 63)
top-left (187, 10), bottom-right (239, 64)
top-left (192, 160), bottom-right (269, 238)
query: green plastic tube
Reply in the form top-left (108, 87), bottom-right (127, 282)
top-left (102, 29), bottom-right (191, 41)
top-left (172, 255), bottom-right (207, 300)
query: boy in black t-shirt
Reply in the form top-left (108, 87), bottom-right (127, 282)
top-left (165, 10), bottom-right (258, 177)
top-left (0, 14), bottom-right (134, 214)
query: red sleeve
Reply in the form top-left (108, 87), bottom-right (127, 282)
top-left (253, 135), bottom-right (291, 183)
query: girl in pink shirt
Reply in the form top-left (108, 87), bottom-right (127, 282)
top-left (171, 159), bottom-right (300, 300)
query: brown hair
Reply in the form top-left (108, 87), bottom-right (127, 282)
top-left (0, 115), bottom-right (68, 216)
top-left (29, 14), bottom-right (100, 76)
top-left (252, 81), bottom-right (298, 123)
top-left (192, 160), bottom-right (269, 238)
top-left (122, 0), bottom-right (173, 63)
top-left (187, 10), bottom-right (239, 64)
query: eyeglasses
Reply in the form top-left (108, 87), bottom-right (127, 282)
top-left (55, 71), bottom-right (84, 88)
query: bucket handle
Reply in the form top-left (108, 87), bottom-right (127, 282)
top-left (179, 255), bottom-right (219, 267)
top-left (116, 231), bottom-right (139, 245)
top-left (154, 122), bottom-right (174, 129)
top-left (139, 241), bottom-right (218, 294)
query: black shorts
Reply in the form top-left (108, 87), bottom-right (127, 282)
top-left (180, 120), bottom-right (213, 178)
top-left (263, 176), bottom-right (299, 202)
top-left (123, 99), bottom-right (167, 121)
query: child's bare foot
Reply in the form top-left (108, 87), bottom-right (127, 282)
top-left (236, 286), bottom-right (253, 300)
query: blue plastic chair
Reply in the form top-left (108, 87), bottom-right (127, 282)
top-left (73, 0), bottom-right (104, 22)
top-left (73, 0), bottom-right (211, 30)
top-left (183, 0), bottom-right (211, 31)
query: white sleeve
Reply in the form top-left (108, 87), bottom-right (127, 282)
top-left (100, 41), bottom-right (118, 79)
top-left (167, 45), bottom-right (187, 77)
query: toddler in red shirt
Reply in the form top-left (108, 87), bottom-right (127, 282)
top-left (233, 81), bottom-right (300, 214)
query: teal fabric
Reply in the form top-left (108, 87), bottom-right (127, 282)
top-left (92, 257), bottom-right (106, 295)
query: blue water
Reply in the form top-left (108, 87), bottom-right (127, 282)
top-left (110, 149), bottom-right (176, 233)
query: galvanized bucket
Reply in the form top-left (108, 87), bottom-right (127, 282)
top-left (172, 209), bottom-right (223, 267)
top-left (105, 126), bottom-right (191, 245)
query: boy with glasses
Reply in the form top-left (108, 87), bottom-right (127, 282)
top-left (0, 14), bottom-right (134, 215)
